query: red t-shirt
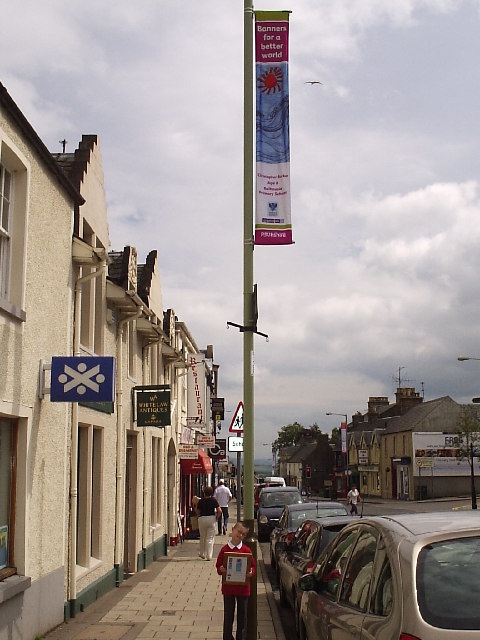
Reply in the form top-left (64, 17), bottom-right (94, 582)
top-left (216, 543), bottom-right (256, 597)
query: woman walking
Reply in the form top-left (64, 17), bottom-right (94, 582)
top-left (196, 486), bottom-right (222, 560)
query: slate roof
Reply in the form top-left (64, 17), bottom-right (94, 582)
top-left (381, 396), bottom-right (460, 434)
top-left (286, 442), bottom-right (318, 463)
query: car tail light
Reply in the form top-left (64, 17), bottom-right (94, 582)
top-left (306, 560), bottom-right (315, 573)
top-left (399, 634), bottom-right (421, 640)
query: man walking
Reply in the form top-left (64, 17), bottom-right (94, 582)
top-left (214, 479), bottom-right (233, 535)
top-left (347, 484), bottom-right (361, 515)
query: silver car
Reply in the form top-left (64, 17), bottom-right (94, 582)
top-left (298, 511), bottom-right (480, 639)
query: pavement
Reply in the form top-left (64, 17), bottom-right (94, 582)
top-left (43, 520), bottom-right (285, 640)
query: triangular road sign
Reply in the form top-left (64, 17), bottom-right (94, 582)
top-left (229, 401), bottom-right (244, 433)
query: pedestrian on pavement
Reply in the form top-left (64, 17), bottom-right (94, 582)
top-left (214, 479), bottom-right (233, 535)
top-left (196, 486), bottom-right (222, 560)
top-left (216, 522), bottom-right (256, 640)
top-left (347, 484), bottom-right (361, 515)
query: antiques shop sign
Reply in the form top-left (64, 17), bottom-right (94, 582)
top-left (136, 386), bottom-right (171, 427)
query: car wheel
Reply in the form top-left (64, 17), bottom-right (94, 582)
top-left (279, 577), bottom-right (288, 608)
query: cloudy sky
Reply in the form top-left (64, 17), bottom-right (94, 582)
top-left (3, 0), bottom-right (480, 456)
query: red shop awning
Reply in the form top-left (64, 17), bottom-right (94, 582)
top-left (180, 449), bottom-right (213, 475)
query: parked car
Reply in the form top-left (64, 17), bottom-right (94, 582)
top-left (276, 516), bottom-right (353, 631)
top-left (257, 486), bottom-right (303, 542)
top-left (254, 479), bottom-right (285, 516)
top-left (270, 501), bottom-right (349, 569)
top-left (297, 512), bottom-right (480, 640)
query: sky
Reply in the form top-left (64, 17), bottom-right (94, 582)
top-left (3, 0), bottom-right (480, 458)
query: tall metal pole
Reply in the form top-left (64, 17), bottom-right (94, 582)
top-left (243, 1), bottom-right (256, 639)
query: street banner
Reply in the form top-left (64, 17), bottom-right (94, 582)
top-left (255, 10), bottom-right (292, 246)
top-left (187, 353), bottom-right (206, 428)
top-left (341, 422), bottom-right (347, 454)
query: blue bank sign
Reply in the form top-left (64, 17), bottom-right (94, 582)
top-left (51, 356), bottom-right (115, 403)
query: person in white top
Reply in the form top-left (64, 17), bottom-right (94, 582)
top-left (214, 479), bottom-right (233, 535)
top-left (347, 484), bottom-right (361, 515)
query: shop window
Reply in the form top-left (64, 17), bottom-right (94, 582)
top-left (0, 420), bottom-right (16, 578)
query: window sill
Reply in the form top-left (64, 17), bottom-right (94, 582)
top-left (0, 297), bottom-right (26, 322)
top-left (75, 557), bottom-right (103, 580)
top-left (0, 574), bottom-right (31, 604)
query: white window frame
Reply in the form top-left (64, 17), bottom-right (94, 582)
top-left (0, 137), bottom-right (28, 321)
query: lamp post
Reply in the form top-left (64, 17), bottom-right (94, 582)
top-left (457, 356), bottom-right (479, 510)
top-left (326, 412), bottom-right (348, 499)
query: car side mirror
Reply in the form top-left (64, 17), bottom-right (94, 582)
top-left (298, 573), bottom-right (317, 592)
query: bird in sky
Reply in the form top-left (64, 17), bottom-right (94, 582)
top-left (305, 81), bottom-right (323, 85)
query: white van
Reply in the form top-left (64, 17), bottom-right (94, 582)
top-left (264, 476), bottom-right (286, 486)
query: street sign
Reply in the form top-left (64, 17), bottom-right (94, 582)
top-left (228, 436), bottom-right (244, 453)
top-left (198, 435), bottom-right (215, 447)
top-left (208, 438), bottom-right (227, 460)
top-left (51, 356), bottom-right (115, 402)
top-left (179, 444), bottom-right (199, 459)
top-left (229, 401), bottom-right (244, 433)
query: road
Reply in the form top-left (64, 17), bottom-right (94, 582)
top-left (257, 496), bottom-right (474, 638)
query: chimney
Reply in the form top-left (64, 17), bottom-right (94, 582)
top-left (367, 397), bottom-right (389, 423)
top-left (395, 387), bottom-right (423, 414)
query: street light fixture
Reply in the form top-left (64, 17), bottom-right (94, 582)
top-left (326, 412), bottom-right (348, 498)
top-left (456, 356), bottom-right (479, 510)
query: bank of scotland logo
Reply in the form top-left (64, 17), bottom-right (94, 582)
top-left (268, 202), bottom-right (278, 214)
top-left (51, 356), bottom-right (115, 402)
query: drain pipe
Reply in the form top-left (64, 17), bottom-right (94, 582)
top-left (114, 307), bottom-right (143, 584)
top-left (69, 262), bottom-right (106, 618)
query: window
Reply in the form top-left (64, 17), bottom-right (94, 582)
top-left (317, 528), bottom-right (358, 599)
top-left (77, 424), bottom-right (103, 567)
top-left (79, 224), bottom-right (106, 354)
top-left (151, 436), bottom-right (163, 526)
top-left (340, 528), bottom-right (377, 610)
top-left (369, 543), bottom-right (393, 617)
top-left (417, 536), bottom-right (480, 630)
top-left (128, 321), bottom-right (137, 379)
top-left (0, 164), bottom-right (12, 299)
top-left (0, 420), bottom-right (16, 577)
top-left (0, 141), bottom-right (27, 320)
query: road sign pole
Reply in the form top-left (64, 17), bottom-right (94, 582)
top-left (237, 451), bottom-right (242, 522)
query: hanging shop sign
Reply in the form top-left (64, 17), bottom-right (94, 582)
top-left (135, 386), bottom-right (171, 427)
top-left (51, 356), bottom-right (115, 402)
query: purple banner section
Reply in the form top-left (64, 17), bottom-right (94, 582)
top-left (255, 21), bottom-right (289, 63)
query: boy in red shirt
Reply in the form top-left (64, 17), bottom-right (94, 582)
top-left (216, 522), bottom-right (256, 640)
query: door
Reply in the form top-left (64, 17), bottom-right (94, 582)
top-left (123, 433), bottom-right (137, 574)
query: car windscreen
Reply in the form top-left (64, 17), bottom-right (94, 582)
top-left (290, 508), bottom-right (347, 528)
top-left (417, 535), bottom-right (480, 630)
top-left (261, 491), bottom-right (301, 507)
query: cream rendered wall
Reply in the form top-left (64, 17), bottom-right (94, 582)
top-left (0, 112), bottom-right (74, 639)
top-left (73, 140), bottom-right (117, 596)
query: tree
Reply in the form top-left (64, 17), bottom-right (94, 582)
top-left (273, 422), bottom-right (304, 449)
top-left (329, 426), bottom-right (341, 447)
top-left (455, 407), bottom-right (480, 510)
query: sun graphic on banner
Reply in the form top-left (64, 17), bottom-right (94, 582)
top-left (257, 67), bottom-right (283, 94)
